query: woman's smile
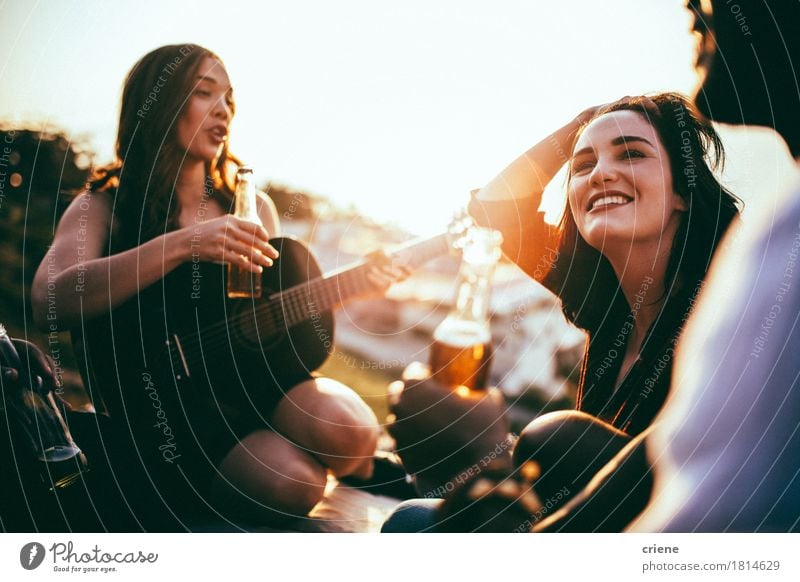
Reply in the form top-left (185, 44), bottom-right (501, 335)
top-left (586, 191), bottom-right (634, 213)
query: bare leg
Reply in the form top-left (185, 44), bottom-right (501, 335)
top-left (272, 377), bottom-right (380, 479)
top-left (210, 430), bottom-right (328, 524)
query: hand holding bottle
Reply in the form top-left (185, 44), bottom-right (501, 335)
top-left (188, 214), bottom-right (278, 273)
top-left (227, 166), bottom-right (275, 298)
top-left (0, 334), bottom-right (59, 393)
top-left (387, 363), bottom-right (511, 498)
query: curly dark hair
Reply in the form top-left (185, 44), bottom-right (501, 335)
top-left (545, 92), bottom-right (741, 333)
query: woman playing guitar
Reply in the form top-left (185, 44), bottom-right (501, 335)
top-left (31, 44), bottom-right (398, 527)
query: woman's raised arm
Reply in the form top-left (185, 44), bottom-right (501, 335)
top-left (468, 107), bottom-right (598, 282)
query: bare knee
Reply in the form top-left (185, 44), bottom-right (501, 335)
top-left (219, 457), bottom-right (327, 521)
top-left (272, 459), bottom-right (328, 516)
top-left (325, 421), bottom-right (380, 477)
top-left (275, 378), bottom-right (381, 477)
top-left (213, 432), bottom-right (328, 521)
top-left (328, 385), bottom-right (381, 475)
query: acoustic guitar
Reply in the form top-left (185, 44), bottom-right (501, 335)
top-left (73, 229), bottom-right (460, 422)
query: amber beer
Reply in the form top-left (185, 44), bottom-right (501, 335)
top-left (430, 321), bottom-right (492, 391)
top-left (227, 166), bottom-right (263, 299)
top-left (428, 226), bottom-right (502, 392)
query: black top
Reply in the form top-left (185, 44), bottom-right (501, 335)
top-left (468, 193), bottom-right (698, 435)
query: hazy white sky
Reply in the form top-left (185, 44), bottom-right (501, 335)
top-left (1, 0), bottom-right (794, 235)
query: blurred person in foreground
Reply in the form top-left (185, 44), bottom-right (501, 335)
top-left (384, 0), bottom-right (800, 532)
top-left (630, 0), bottom-right (800, 533)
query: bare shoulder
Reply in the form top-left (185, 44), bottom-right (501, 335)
top-left (50, 190), bottom-right (114, 251)
top-left (32, 190), bottom-right (115, 296)
top-left (60, 190), bottom-right (113, 226)
top-left (256, 189), bottom-right (281, 237)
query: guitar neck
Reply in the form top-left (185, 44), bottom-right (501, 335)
top-left (267, 233), bottom-right (450, 329)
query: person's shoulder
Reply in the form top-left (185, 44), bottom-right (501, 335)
top-left (62, 190), bottom-right (113, 221)
top-left (255, 189), bottom-right (281, 235)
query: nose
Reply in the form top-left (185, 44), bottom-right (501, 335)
top-left (588, 155), bottom-right (618, 187)
top-left (212, 96), bottom-right (232, 122)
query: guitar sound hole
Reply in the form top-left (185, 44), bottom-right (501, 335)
top-left (231, 302), bottom-right (283, 351)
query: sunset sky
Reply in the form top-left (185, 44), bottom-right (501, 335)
top-left (1, 0), bottom-right (794, 235)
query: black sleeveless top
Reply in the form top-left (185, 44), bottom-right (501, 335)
top-left (70, 191), bottom-right (282, 480)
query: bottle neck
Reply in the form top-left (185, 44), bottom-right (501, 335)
top-left (450, 261), bottom-right (493, 325)
top-left (234, 177), bottom-right (260, 222)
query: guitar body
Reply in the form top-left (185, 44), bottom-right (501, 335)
top-left (73, 229), bottom-right (450, 456)
top-left (219, 236), bottom-right (336, 387)
top-left (75, 237), bottom-right (335, 425)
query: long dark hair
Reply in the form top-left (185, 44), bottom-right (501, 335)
top-left (544, 93), bottom-right (740, 333)
top-left (88, 44), bottom-right (240, 246)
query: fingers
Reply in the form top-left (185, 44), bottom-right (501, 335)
top-left (225, 248), bottom-right (265, 273)
top-left (225, 237), bottom-right (273, 270)
top-left (231, 218), bottom-right (279, 259)
top-left (366, 264), bottom-right (412, 291)
top-left (366, 270), bottom-right (394, 290)
top-left (219, 219), bottom-right (279, 270)
top-left (2, 367), bottom-right (19, 382)
top-left (387, 380), bottom-right (405, 408)
top-left (401, 361), bottom-right (432, 383)
top-left (12, 339), bottom-right (59, 392)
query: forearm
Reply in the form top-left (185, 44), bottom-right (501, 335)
top-left (34, 230), bottom-right (189, 329)
top-left (475, 115), bottom-right (586, 203)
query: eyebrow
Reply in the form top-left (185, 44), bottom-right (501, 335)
top-left (195, 75), bottom-right (232, 91)
top-left (572, 135), bottom-right (655, 159)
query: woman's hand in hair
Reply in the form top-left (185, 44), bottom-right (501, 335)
top-left (187, 215), bottom-right (279, 273)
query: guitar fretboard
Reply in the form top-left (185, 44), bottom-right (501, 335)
top-left (263, 233), bottom-right (450, 331)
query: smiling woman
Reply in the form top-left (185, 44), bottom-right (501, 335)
top-left (470, 92), bottom-right (740, 435)
top-left (381, 92), bottom-right (742, 533)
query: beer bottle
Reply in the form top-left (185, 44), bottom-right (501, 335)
top-left (227, 166), bottom-right (263, 299)
top-left (0, 325), bottom-right (88, 492)
top-left (429, 227), bottom-right (502, 391)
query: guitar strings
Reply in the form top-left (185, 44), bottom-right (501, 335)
top-left (172, 235), bottom-right (449, 364)
top-left (175, 262), bottom-right (375, 362)
top-left (180, 236), bottom-right (434, 349)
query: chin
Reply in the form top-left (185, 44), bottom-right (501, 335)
top-left (582, 219), bottom-right (632, 242)
top-left (187, 146), bottom-right (222, 164)
top-left (582, 227), bottom-right (638, 254)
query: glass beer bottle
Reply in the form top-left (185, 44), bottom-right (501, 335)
top-left (227, 166), bottom-right (263, 299)
top-left (0, 325), bottom-right (88, 492)
top-left (429, 226), bottom-right (503, 391)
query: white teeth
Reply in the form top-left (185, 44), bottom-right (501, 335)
top-left (590, 195), bottom-right (631, 211)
